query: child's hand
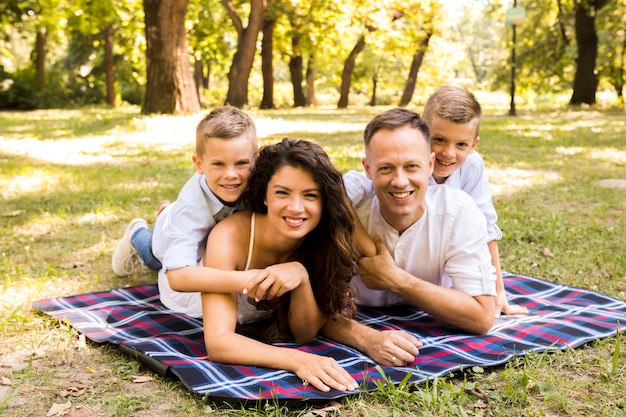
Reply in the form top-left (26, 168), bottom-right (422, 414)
top-left (242, 262), bottom-right (308, 302)
top-left (294, 354), bottom-right (359, 393)
top-left (496, 291), bottom-right (529, 316)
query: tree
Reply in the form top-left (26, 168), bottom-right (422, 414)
top-left (260, 15), bottom-right (276, 109)
top-left (570, 0), bottom-right (609, 105)
top-left (142, 0), bottom-right (200, 114)
top-left (221, 0), bottom-right (266, 108)
top-left (337, 27), bottom-right (372, 109)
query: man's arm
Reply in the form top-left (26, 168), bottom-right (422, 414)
top-left (359, 237), bottom-right (495, 335)
top-left (321, 314), bottom-right (421, 365)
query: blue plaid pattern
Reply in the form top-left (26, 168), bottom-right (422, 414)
top-left (32, 273), bottom-right (626, 400)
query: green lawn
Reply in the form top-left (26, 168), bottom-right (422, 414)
top-left (1, 105), bottom-right (624, 416)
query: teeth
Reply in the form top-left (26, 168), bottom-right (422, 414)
top-left (392, 192), bottom-right (411, 199)
top-left (285, 218), bottom-right (304, 226)
top-left (438, 161), bottom-right (453, 166)
top-left (223, 184), bottom-right (239, 189)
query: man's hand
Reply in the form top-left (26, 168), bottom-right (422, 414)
top-left (358, 235), bottom-right (398, 291)
top-left (242, 262), bottom-right (308, 301)
top-left (363, 330), bottom-right (422, 366)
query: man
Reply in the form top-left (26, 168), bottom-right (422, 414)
top-left (323, 108), bottom-right (497, 366)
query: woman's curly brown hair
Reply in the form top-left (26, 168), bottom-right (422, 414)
top-left (244, 138), bottom-right (359, 341)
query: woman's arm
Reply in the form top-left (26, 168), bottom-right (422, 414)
top-left (201, 286), bottom-right (357, 392)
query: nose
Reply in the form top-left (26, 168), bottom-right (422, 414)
top-left (390, 169), bottom-right (409, 188)
top-left (224, 165), bottom-right (238, 178)
top-left (441, 144), bottom-right (454, 158)
top-left (288, 196), bottom-right (304, 212)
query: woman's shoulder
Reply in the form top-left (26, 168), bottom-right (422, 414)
top-left (213, 211), bottom-right (252, 233)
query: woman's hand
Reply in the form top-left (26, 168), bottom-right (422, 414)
top-left (293, 352), bottom-right (359, 393)
top-left (242, 262), bottom-right (309, 301)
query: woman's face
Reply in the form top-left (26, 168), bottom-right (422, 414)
top-left (264, 164), bottom-right (323, 241)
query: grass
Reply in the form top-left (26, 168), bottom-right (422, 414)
top-left (1, 104), bottom-right (625, 416)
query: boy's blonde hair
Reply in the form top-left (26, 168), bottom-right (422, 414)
top-left (422, 86), bottom-right (482, 137)
top-left (195, 106), bottom-right (258, 156)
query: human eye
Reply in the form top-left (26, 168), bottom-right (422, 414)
top-left (304, 191), bottom-right (321, 200)
top-left (212, 161), bottom-right (225, 167)
top-left (236, 160), bottom-right (251, 167)
top-left (378, 166), bottom-right (392, 173)
top-left (457, 142), bottom-right (469, 148)
top-left (406, 163), bottom-right (420, 171)
top-left (431, 137), bottom-right (445, 144)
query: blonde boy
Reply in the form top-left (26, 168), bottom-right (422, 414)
top-left (421, 86), bottom-right (528, 316)
top-left (112, 106), bottom-right (259, 316)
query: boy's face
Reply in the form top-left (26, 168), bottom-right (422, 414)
top-left (429, 117), bottom-right (479, 183)
top-left (192, 135), bottom-right (257, 205)
top-left (363, 125), bottom-right (434, 234)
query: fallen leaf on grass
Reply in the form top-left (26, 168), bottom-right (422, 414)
top-left (310, 400), bottom-right (342, 416)
top-left (132, 375), bottom-right (154, 383)
top-left (20, 384), bottom-right (35, 393)
top-left (543, 247), bottom-right (554, 257)
top-left (60, 386), bottom-right (87, 397)
top-left (1, 377), bottom-right (11, 385)
top-left (1, 210), bottom-right (24, 217)
top-left (76, 333), bottom-right (87, 350)
top-left (47, 401), bottom-right (71, 417)
top-left (84, 366), bottom-right (96, 373)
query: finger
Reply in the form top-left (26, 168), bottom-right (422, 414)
top-left (316, 367), bottom-right (356, 392)
top-left (503, 304), bottom-right (529, 315)
top-left (373, 235), bottom-right (385, 253)
top-left (242, 270), bottom-right (269, 295)
top-left (266, 282), bottom-right (284, 300)
top-left (254, 275), bottom-right (277, 301)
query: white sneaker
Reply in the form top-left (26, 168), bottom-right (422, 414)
top-left (112, 218), bottom-right (148, 276)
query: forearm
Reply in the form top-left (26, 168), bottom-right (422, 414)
top-left (391, 270), bottom-right (495, 335)
top-left (288, 281), bottom-right (326, 343)
top-left (321, 314), bottom-right (378, 354)
top-left (167, 266), bottom-right (255, 293)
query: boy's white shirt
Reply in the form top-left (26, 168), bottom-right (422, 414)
top-left (428, 152), bottom-right (502, 242)
top-left (152, 172), bottom-right (236, 318)
top-left (344, 170), bottom-right (496, 307)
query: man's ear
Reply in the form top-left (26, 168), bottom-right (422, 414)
top-left (192, 155), bottom-right (203, 174)
top-left (362, 157), bottom-right (372, 179)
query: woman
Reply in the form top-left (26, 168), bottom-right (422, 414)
top-left (201, 138), bottom-right (365, 393)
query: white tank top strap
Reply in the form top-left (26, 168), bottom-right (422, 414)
top-left (244, 213), bottom-right (255, 271)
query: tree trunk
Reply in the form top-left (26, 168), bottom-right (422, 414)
top-left (194, 57), bottom-right (206, 108)
top-left (222, 0), bottom-right (266, 108)
top-left (569, 0), bottom-right (608, 106)
top-left (306, 53), bottom-right (316, 107)
top-left (142, 0), bottom-right (200, 115)
top-left (289, 34), bottom-right (306, 107)
top-left (104, 23), bottom-right (116, 106)
top-left (337, 34), bottom-right (366, 109)
top-left (35, 26), bottom-right (46, 87)
top-left (398, 31), bottom-right (432, 107)
top-left (260, 17), bottom-right (275, 109)
top-left (369, 71), bottom-right (378, 107)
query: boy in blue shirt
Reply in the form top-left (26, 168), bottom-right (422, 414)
top-left (111, 106), bottom-right (259, 316)
top-left (422, 86), bottom-right (528, 316)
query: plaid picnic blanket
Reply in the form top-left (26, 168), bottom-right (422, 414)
top-left (32, 273), bottom-right (626, 400)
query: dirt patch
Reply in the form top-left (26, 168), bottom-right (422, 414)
top-left (594, 178), bottom-right (626, 188)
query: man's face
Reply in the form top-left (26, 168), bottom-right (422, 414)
top-left (362, 125), bottom-right (434, 233)
top-left (192, 135), bottom-right (256, 205)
